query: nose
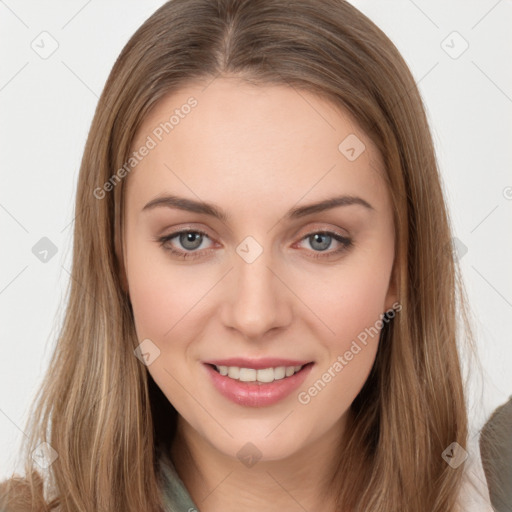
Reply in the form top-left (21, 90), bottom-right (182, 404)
top-left (219, 247), bottom-right (293, 341)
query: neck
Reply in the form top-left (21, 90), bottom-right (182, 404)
top-left (170, 413), bottom-right (350, 512)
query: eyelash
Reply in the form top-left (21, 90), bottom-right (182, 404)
top-left (156, 228), bottom-right (353, 261)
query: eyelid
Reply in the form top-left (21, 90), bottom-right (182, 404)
top-left (294, 222), bottom-right (350, 241)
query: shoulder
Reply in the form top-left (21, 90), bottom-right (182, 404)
top-left (0, 471), bottom-right (49, 512)
top-left (456, 432), bottom-right (494, 512)
top-left (479, 397), bottom-right (512, 511)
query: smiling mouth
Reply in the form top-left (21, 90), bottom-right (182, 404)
top-left (207, 362), bottom-right (313, 384)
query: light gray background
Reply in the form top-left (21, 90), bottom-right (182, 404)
top-left (1, 0), bottom-right (511, 479)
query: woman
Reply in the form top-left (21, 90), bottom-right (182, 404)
top-left (0, 0), bottom-right (494, 510)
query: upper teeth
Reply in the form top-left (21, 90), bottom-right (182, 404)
top-left (215, 365), bottom-right (303, 383)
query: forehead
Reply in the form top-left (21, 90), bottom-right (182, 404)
top-left (126, 78), bottom-right (388, 215)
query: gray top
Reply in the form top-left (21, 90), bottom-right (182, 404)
top-left (158, 449), bottom-right (201, 512)
top-left (480, 396), bottom-right (512, 512)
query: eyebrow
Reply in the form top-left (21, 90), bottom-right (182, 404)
top-left (141, 194), bottom-right (374, 222)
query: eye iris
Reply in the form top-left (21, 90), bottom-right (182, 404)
top-left (310, 233), bottom-right (331, 251)
top-left (180, 232), bottom-right (202, 250)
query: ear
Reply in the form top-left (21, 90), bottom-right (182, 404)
top-left (119, 259), bottom-right (129, 294)
top-left (384, 258), bottom-right (399, 313)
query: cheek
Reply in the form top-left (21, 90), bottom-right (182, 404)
top-left (332, 274), bottom-right (389, 346)
top-left (296, 247), bottom-right (392, 406)
top-left (302, 257), bottom-right (392, 350)
top-left (295, 285), bottom-right (384, 418)
top-left (125, 239), bottom-right (207, 341)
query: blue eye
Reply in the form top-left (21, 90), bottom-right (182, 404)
top-left (299, 231), bottom-right (353, 259)
top-left (157, 229), bottom-right (213, 260)
top-left (156, 229), bottom-right (353, 260)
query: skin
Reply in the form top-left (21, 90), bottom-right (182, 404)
top-left (123, 77), bottom-right (397, 512)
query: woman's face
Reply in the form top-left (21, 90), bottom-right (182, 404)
top-left (123, 77), bottom-right (397, 461)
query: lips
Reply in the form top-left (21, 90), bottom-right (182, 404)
top-left (203, 360), bottom-right (315, 407)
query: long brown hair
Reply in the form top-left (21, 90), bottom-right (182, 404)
top-left (0, 0), bottom-right (476, 510)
